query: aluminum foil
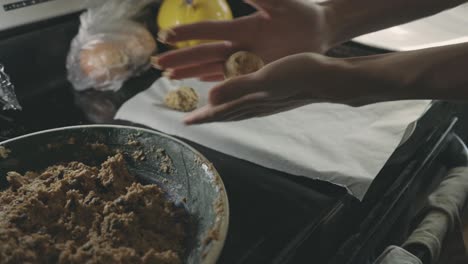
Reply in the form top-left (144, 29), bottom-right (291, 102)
top-left (0, 64), bottom-right (21, 111)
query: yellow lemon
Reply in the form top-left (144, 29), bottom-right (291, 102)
top-left (157, 0), bottom-right (233, 48)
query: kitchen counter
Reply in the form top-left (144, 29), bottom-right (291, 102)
top-left (0, 55), bottom-right (358, 263)
top-left (2, 2), bottom-right (468, 263)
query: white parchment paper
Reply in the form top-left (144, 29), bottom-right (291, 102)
top-left (115, 77), bottom-right (431, 200)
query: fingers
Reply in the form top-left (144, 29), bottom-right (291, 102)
top-left (183, 82), bottom-right (314, 125)
top-left (183, 96), bottom-right (304, 125)
top-left (164, 62), bottom-right (225, 80)
top-left (199, 74), bottom-right (225, 82)
top-left (243, 0), bottom-right (282, 16)
top-left (184, 92), bottom-right (268, 125)
top-left (152, 41), bottom-right (235, 70)
top-left (158, 16), bottom-right (254, 44)
top-left (184, 105), bottom-right (211, 125)
top-left (184, 101), bottom-right (242, 125)
top-left (209, 76), bottom-right (263, 105)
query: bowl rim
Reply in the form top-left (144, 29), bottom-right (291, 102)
top-left (0, 124), bottom-right (230, 264)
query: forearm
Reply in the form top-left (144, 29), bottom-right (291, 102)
top-left (348, 42), bottom-right (468, 103)
top-left (321, 0), bottom-right (468, 47)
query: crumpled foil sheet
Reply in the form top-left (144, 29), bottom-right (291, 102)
top-left (0, 64), bottom-right (21, 111)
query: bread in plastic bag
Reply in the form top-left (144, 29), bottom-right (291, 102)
top-left (67, 0), bottom-right (158, 92)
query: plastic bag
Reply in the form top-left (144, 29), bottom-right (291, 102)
top-left (67, 0), bottom-right (158, 92)
top-left (0, 64), bottom-right (21, 111)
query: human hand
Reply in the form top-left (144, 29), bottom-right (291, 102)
top-left (183, 53), bottom-right (374, 125)
top-left (152, 0), bottom-right (334, 81)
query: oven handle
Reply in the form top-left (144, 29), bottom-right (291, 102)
top-left (403, 135), bottom-right (468, 264)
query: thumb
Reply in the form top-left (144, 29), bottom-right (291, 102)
top-left (209, 75), bottom-right (262, 105)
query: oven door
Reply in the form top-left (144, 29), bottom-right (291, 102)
top-left (328, 101), bottom-right (468, 264)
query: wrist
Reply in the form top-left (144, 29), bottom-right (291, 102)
top-left (346, 53), bottom-right (427, 104)
top-left (299, 54), bottom-right (390, 105)
top-left (325, 55), bottom-right (416, 105)
top-left (319, 0), bottom-right (467, 50)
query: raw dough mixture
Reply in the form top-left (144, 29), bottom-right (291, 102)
top-left (224, 51), bottom-right (264, 79)
top-left (0, 154), bottom-right (187, 264)
top-left (164, 87), bottom-right (199, 112)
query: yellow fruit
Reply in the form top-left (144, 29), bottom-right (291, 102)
top-left (157, 0), bottom-right (233, 48)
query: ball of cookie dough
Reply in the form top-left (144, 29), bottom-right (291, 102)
top-left (164, 87), bottom-right (199, 112)
top-left (224, 51), bottom-right (265, 79)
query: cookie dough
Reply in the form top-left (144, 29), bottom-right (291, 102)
top-left (164, 87), bottom-right (199, 112)
top-left (0, 154), bottom-right (187, 264)
top-left (224, 51), bottom-right (264, 79)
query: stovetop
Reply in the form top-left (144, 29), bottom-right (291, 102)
top-left (0, 21), bottom-right (447, 263)
top-left (0, 7), bottom-right (367, 258)
top-left (2, 79), bottom-right (467, 264)
top-left (0, 71), bottom-right (360, 263)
